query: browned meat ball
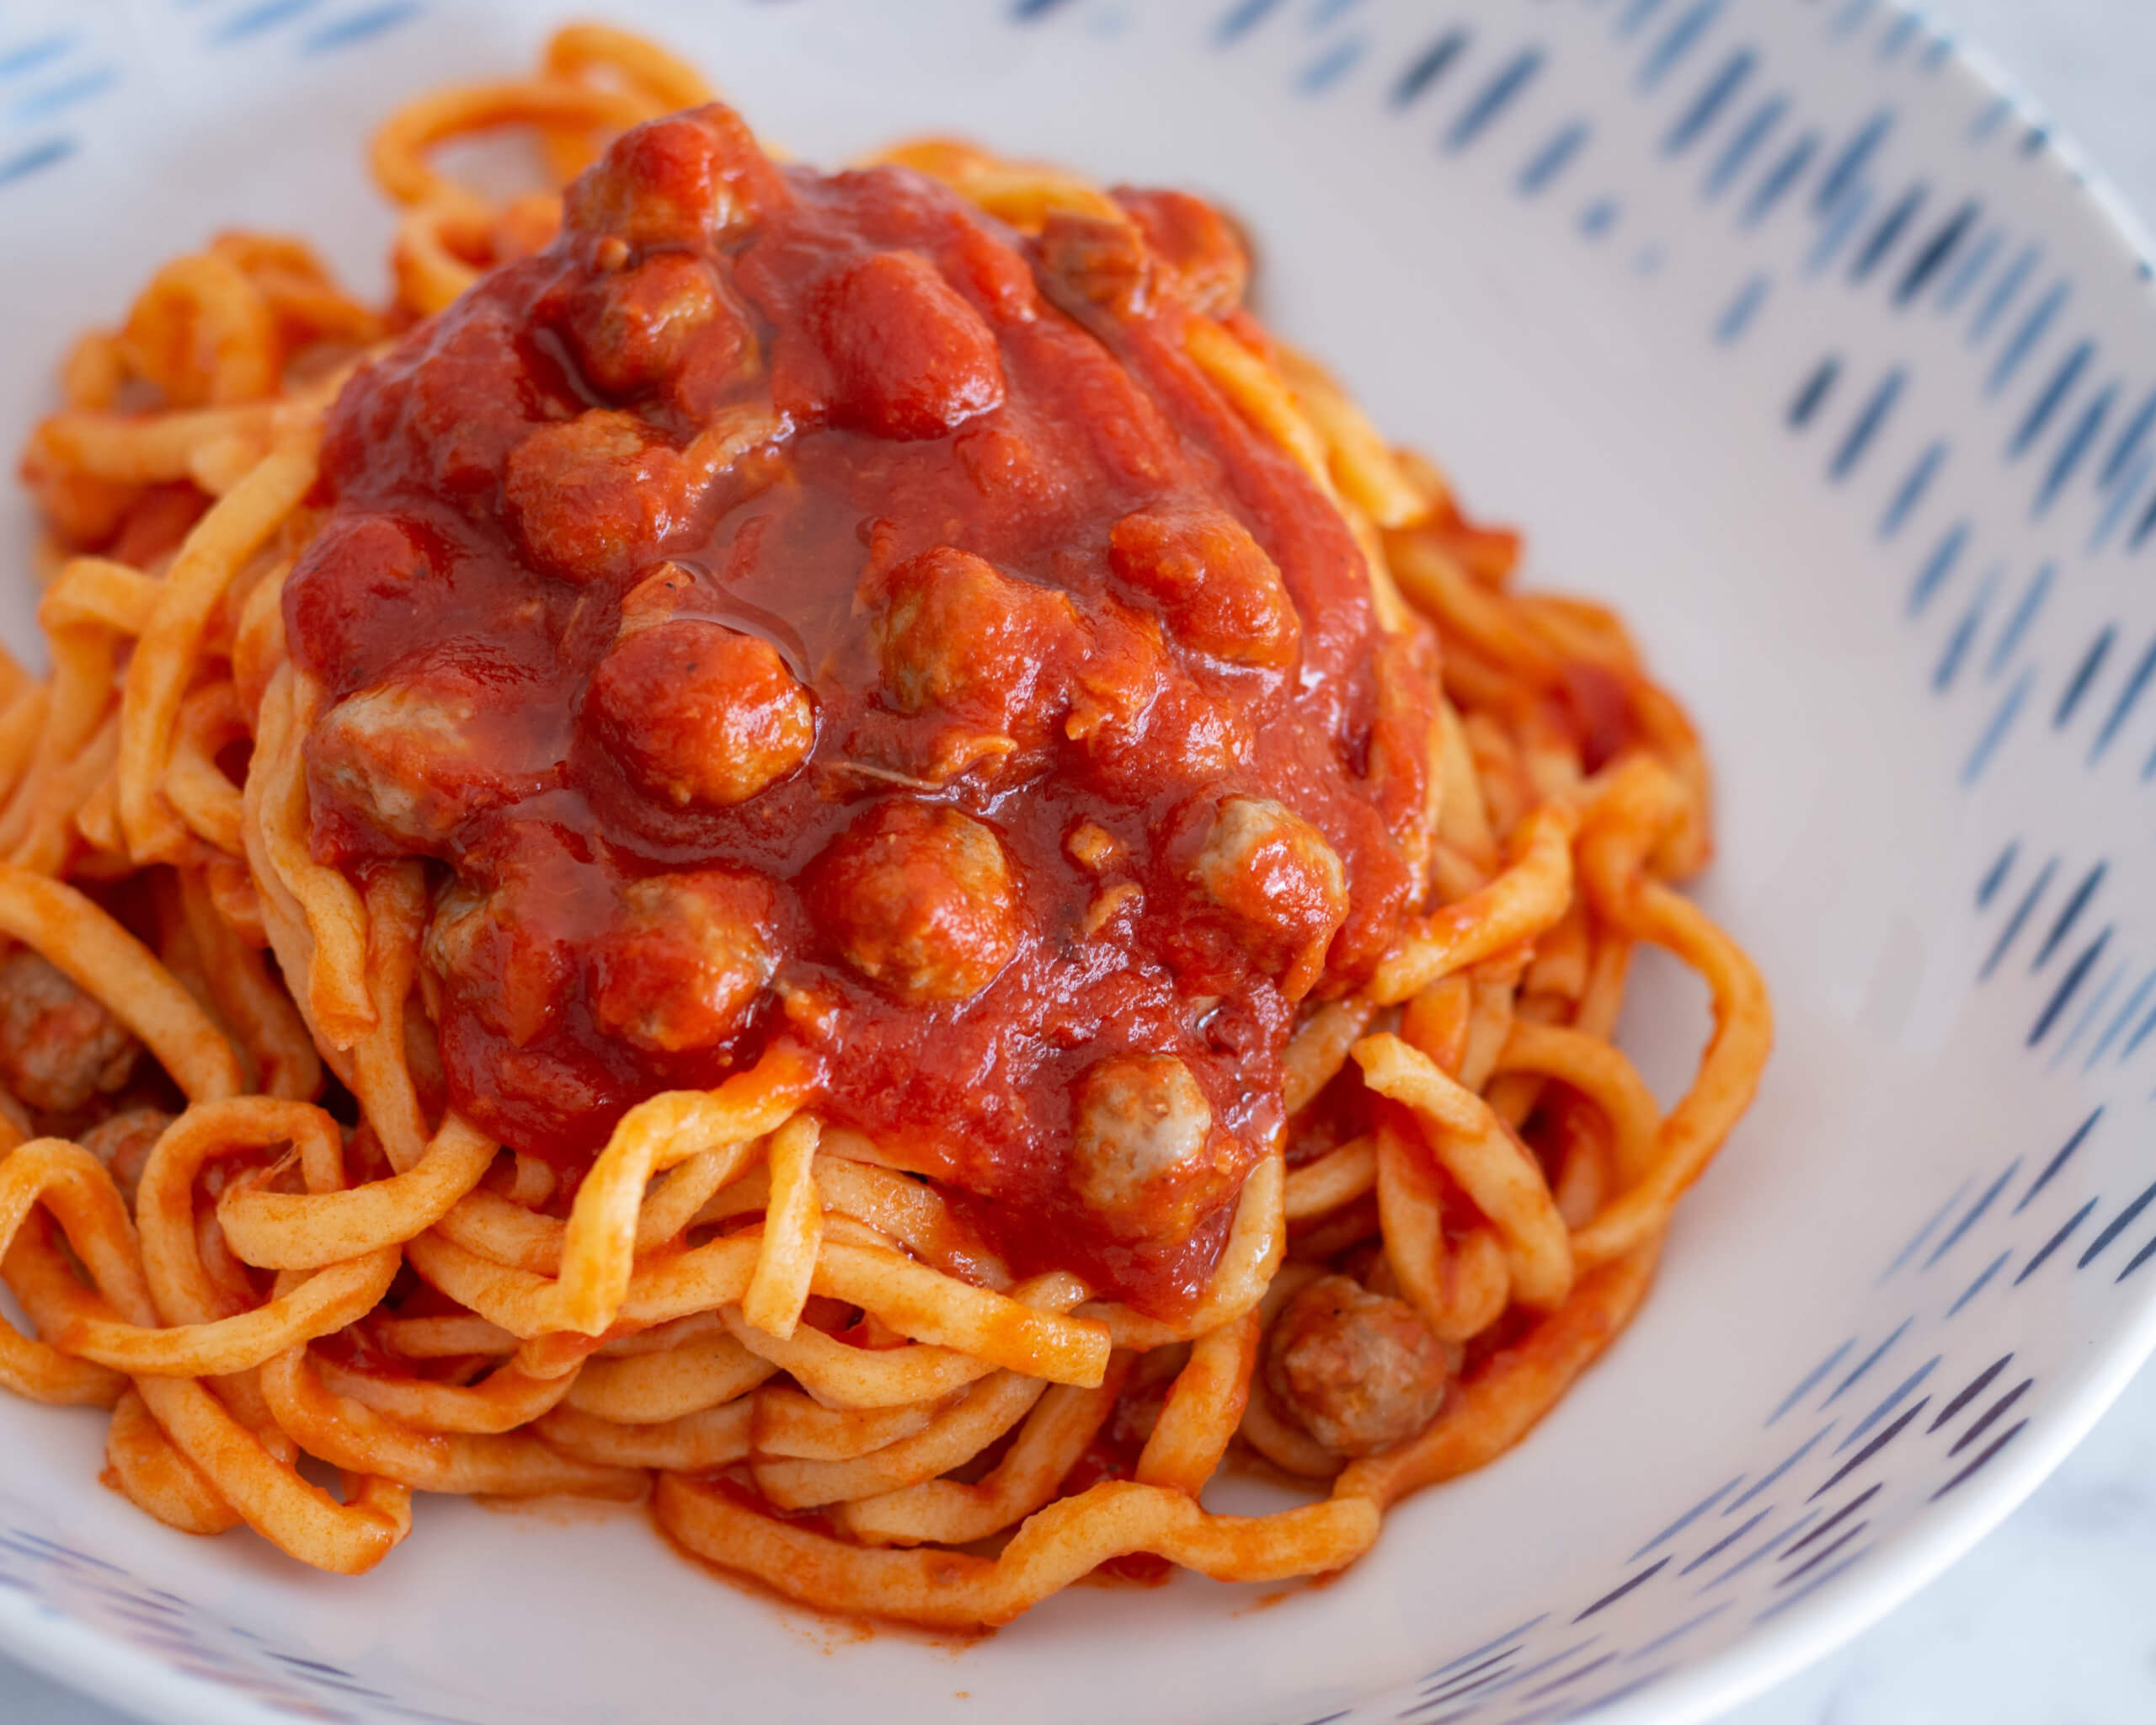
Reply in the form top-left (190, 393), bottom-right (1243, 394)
top-left (806, 802), bottom-right (1021, 1003)
top-left (1265, 1274), bottom-right (1453, 1456)
top-left (77, 1108), bottom-right (173, 1211)
top-left (0, 950), bottom-right (141, 1115)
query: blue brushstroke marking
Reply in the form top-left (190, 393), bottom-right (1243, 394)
top-left (1970, 244), bottom-right (2039, 344)
top-left (1704, 94), bottom-right (1785, 199)
top-left (1518, 121), bottom-right (1590, 197)
top-left (1716, 274), bottom-right (1770, 344)
top-left (2090, 450), bottom-right (2154, 553)
top-left (2017, 1198), bottom-right (2098, 1282)
top-left (0, 35), bottom-right (72, 82)
top-left (1934, 568), bottom-right (1998, 692)
top-left (1836, 1359), bottom-right (1939, 1451)
top-left (1831, 368), bottom-right (1903, 479)
top-left (1919, 29), bottom-right (1956, 71)
top-left (1937, 227), bottom-right (2000, 313)
top-left (1768, 1338), bottom-right (1854, 1426)
top-left (1969, 93), bottom-right (2013, 143)
top-left (1010, 0), bottom-right (1079, 19)
top-left (1215, 0), bottom-right (1289, 43)
top-left (1578, 197), bottom-right (1620, 239)
top-left (1934, 1358), bottom-right (2015, 1431)
top-left (1815, 109), bottom-right (1892, 214)
top-left (2051, 961), bottom-right (2121, 1067)
top-left (1625, 1604), bottom-right (1732, 1664)
top-left (1925, 1162), bottom-right (2024, 1268)
top-left (2009, 340), bottom-right (2094, 456)
top-left (1825, 1320), bottom-right (1909, 1406)
top-left (1296, 35), bottom-right (1364, 93)
top-left (1876, 8), bottom-right (1920, 61)
top-left (1679, 1507), bottom-right (1772, 1577)
top-left (1629, 1477), bottom-right (1743, 1562)
top-left (2054, 627), bottom-right (2115, 729)
top-left (2101, 388), bottom-right (2156, 486)
top-left (1790, 355), bottom-right (1840, 429)
top-left (2079, 1181), bottom-right (2156, 1269)
top-left (1948, 1250), bottom-right (2013, 1316)
top-left (1881, 441), bottom-right (1946, 537)
top-left (2116, 1233), bottom-right (2156, 1283)
top-left (1828, 0), bottom-right (1877, 39)
top-left (2122, 982), bottom-right (2156, 1057)
top-left (1638, 0), bottom-right (1721, 91)
top-left (10, 65), bottom-right (115, 120)
top-left (2038, 383), bottom-right (2115, 514)
top-left (1963, 668), bottom-right (2034, 785)
top-left (1617, 0), bottom-right (1671, 39)
top-left (0, 136), bottom-right (72, 186)
top-left (1444, 47), bottom-right (1545, 152)
top-left (2031, 929), bottom-right (2111, 1045)
top-left (2021, 123), bottom-right (2050, 157)
top-left (1573, 1557), bottom-right (1670, 1622)
top-left (1988, 281), bottom-right (2070, 395)
top-left (2132, 489), bottom-right (2156, 554)
top-left (1417, 1616), bottom-right (1548, 1684)
top-left (2035, 862), bottom-right (2105, 963)
top-left (1726, 1425), bottom-right (1833, 1514)
top-left (1704, 1510), bottom-right (1823, 1590)
top-left (1851, 183), bottom-right (1925, 283)
top-left (2088, 975), bottom-right (2156, 1068)
top-left (1663, 48), bottom-right (1753, 155)
top-left (209, 0), bottom-right (324, 45)
top-left (1895, 200), bottom-right (1978, 306)
top-left (1977, 839), bottom-right (2018, 908)
top-left (1392, 28), bottom-right (1468, 108)
top-left (1305, 0), bottom-right (1362, 26)
top-left (1908, 520), bottom-right (1967, 613)
top-left (1742, 132), bottom-right (1819, 227)
top-left (1805, 181), bottom-right (1875, 277)
top-left (1987, 562), bottom-right (2053, 676)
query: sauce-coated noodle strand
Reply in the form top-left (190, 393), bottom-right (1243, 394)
top-left (0, 25), bottom-right (1769, 1618)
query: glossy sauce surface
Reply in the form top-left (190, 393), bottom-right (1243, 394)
top-left (285, 105), bottom-right (1436, 1312)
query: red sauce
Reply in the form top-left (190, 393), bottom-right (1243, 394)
top-left (284, 104), bottom-right (1435, 1314)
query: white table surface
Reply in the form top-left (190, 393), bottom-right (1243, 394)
top-left (7, 3), bottom-right (2156, 1721)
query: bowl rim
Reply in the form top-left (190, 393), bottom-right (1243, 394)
top-left (3, 9), bottom-right (2156, 1725)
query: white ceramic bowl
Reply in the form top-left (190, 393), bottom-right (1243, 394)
top-left (4, 2), bottom-right (2155, 1721)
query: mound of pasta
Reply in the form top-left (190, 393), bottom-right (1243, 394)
top-left (0, 28), bottom-right (1769, 1626)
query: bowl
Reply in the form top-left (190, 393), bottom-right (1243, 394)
top-left (3, 2), bottom-right (2154, 1721)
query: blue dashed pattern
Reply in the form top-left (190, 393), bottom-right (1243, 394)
top-left (3, 3), bottom-right (2153, 1723)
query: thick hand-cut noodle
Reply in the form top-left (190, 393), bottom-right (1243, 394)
top-left (0, 28), bottom-right (1770, 1627)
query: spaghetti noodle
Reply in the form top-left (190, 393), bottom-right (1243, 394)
top-left (0, 26), bottom-right (1769, 1626)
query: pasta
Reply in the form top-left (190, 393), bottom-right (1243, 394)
top-left (0, 25), bottom-right (1769, 1627)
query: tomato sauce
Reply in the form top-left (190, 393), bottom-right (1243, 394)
top-left (284, 104), bottom-right (1435, 1313)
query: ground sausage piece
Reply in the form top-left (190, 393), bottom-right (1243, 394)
top-left (77, 1108), bottom-right (173, 1212)
top-left (561, 106), bottom-right (782, 249)
top-left (1265, 1274), bottom-right (1452, 1455)
top-left (585, 617), bottom-right (815, 808)
top-left (504, 409), bottom-right (713, 582)
top-left (806, 803), bottom-right (1020, 1002)
top-left (867, 545), bottom-right (1080, 756)
top-left (805, 250), bottom-right (1005, 441)
top-left (1190, 795), bottom-right (1348, 999)
top-left (1114, 188), bottom-right (1251, 318)
top-left (0, 950), bottom-right (140, 1114)
top-left (1108, 505), bottom-right (1300, 670)
top-left (310, 669), bottom-right (552, 852)
top-left (1068, 1054), bottom-right (1232, 1239)
top-left (565, 253), bottom-right (750, 412)
top-left (591, 871), bottom-right (777, 1053)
